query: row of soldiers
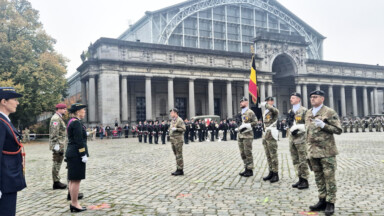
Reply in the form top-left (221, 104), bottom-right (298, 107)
top-left (342, 116), bottom-right (384, 133)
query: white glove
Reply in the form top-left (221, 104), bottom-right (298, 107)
top-left (314, 119), bottom-right (325, 128)
top-left (81, 155), bottom-right (88, 163)
top-left (235, 128), bottom-right (239, 132)
top-left (0, 190), bottom-right (2, 199)
top-left (244, 123), bottom-right (252, 130)
top-left (171, 127), bottom-right (177, 131)
top-left (259, 102), bottom-right (267, 108)
top-left (86, 132), bottom-right (90, 136)
top-left (53, 144), bottom-right (60, 152)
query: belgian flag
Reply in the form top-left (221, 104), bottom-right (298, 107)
top-left (249, 55), bottom-right (263, 122)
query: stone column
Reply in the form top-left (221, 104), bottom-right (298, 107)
top-left (267, 82), bottom-right (273, 97)
top-left (363, 86), bottom-right (369, 116)
top-left (226, 80), bottom-right (233, 118)
top-left (328, 85), bottom-right (334, 109)
top-left (88, 76), bottom-right (96, 123)
top-left (340, 85), bottom-right (347, 117)
top-left (243, 81), bottom-right (249, 100)
top-left (352, 86), bottom-right (358, 117)
top-left (260, 82), bottom-right (266, 102)
top-left (81, 80), bottom-right (87, 122)
top-left (121, 76), bottom-right (128, 122)
top-left (168, 77), bottom-right (174, 110)
top-left (296, 84), bottom-right (301, 94)
top-left (145, 76), bottom-right (152, 120)
top-left (188, 78), bottom-right (196, 118)
top-left (208, 79), bottom-right (214, 115)
top-left (373, 87), bottom-right (379, 114)
top-left (302, 84), bottom-right (308, 108)
top-left (98, 73), bottom-right (120, 125)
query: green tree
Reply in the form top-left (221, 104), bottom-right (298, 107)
top-left (0, 0), bottom-right (67, 128)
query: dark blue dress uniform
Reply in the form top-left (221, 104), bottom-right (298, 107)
top-left (66, 117), bottom-right (89, 180)
top-left (0, 87), bottom-right (26, 216)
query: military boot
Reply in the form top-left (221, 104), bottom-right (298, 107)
top-left (297, 178), bottom-right (309, 189)
top-left (239, 169), bottom-right (247, 176)
top-left (263, 171), bottom-right (273, 181)
top-left (292, 179), bottom-right (301, 188)
top-left (270, 172), bottom-right (279, 183)
top-left (243, 169), bottom-right (253, 177)
top-left (172, 169), bottom-right (184, 176)
top-left (67, 192), bottom-right (84, 200)
top-left (53, 181), bottom-right (67, 190)
top-left (324, 202), bottom-right (335, 215)
top-left (309, 198), bottom-right (327, 211)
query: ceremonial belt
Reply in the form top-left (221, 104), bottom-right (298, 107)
top-left (0, 118), bottom-right (26, 174)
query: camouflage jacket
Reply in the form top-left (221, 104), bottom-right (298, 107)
top-left (49, 113), bottom-right (67, 152)
top-left (169, 116), bottom-right (186, 138)
top-left (263, 104), bottom-right (279, 128)
top-left (305, 105), bottom-right (342, 159)
top-left (238, 108), bottom-right (257, 139)
top-left (288, 106), bottom-right (307, 144)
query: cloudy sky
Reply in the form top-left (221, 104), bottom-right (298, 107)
top-left (29, 0), bottom-right (384, 77)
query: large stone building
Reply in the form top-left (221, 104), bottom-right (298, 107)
top-left (70, 0), bottom-right (384, 126)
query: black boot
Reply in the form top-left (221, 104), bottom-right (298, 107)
top-left (324, 202), bottom-right (335, 215)
top-left (309, 198), bottom-right (327, 211)
top-left (243, 169), bottom-right (253, 177)
top-left (67, 192), bottom-right (84, 200)
top-left (270, 172), bottom-right (279, 183)
top-left (292, 178), bottom-right (301, 188)
top-left (171, 169), bottom-right (184, 176)
top-left (263, 171), bottom-right (273, 181)
top-left (53, 181), bottom-right (67, 190)
top-left (239, 169), bottom-right (247, 176)
top-left (297, 178), bottom-right (309, 189)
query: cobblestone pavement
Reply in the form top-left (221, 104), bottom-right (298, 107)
top-left (16, 132), bottom-right (384, 216)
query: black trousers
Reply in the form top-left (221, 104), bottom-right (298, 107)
top-left (0, 192), bottom-right (17, 216)
top-left (223, 130), bottom-right (227, 141)
top-left (189, 131), bottom-right (194, 142)
top-left (211, 131), bottom-right (215, 141)
top-left (154, 135), bottom-right (159, 144)
top-left (198, 131), bottom-right (202, 142)
top-left (161, 134), bottom-right (166, 144)
top-left (149, 135), bottom-right (153, 144)
top-left (138, 135), bottom-right (142, 142)
top-left (144, 134), bottom-right (147, 143)
top-left (184, 133), bottom-right (189, 144)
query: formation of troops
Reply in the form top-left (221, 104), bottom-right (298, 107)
top-left (342, 116), bottom-right (384, 133)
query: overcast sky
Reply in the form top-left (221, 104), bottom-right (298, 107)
top-left (29, 0), bottom-right (384, 77)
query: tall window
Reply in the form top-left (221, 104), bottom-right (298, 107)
top-left (175, 98), bottom-right (187, 120)
top-left (136, 97), bottom-right (146, 122)
top-left (214, 98), bottom-right (221, 116)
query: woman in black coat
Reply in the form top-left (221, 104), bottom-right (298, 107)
top-left (66, 103), bottom-right (89, 212)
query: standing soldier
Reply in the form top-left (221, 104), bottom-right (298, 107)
top-left (260, 97), bottom-right (280, 183)
top-left (169, 108), bottom-right (186, 176)
top-left (137, 121), bottom-right (143, 143)
top-left (305, 90), bottom-right (342, 215)
top-left (222, 119), bottom-right (228, 141)
top-left (374, 117), bottom-right (382, 132)
top-left (184, 119), bottom-right (190, 144)
top-left (342, 118), bottom-right (349, 133)
top-left (0, 87), bottom-right (27, 215)
top-left (49, 103), bottom-right (68, 190)
top-left (368, 117), bottom-right (373, 132)
top-left (143, 121), bottom-right (148, 143)
top-left (354, 118), bottom-right (360, 133)
top-left (361, 118), bottom-right (367, 132)
top-left (209, 121), bottom-right (215, 141)
top-left (148, 121), bottom-right (153, 144)
top-left (237, 97), bottom-right (258, 177)
top-left (349, 119), bottom-right (354, 133)
top-left (286, 93), bottom-right (309, 189)
top-left (197, 120), bottom-right (203, 142)
top-left (154, 120), bottom-right (159, 144)
top-left (189, 120), bottom-right (195, 143)
top-left (160, 120), bottom-right (168, 144)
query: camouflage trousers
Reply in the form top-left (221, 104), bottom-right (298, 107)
top-left (171, 136), bottom-right (184, 170)
top-left (262, 130), bottom-right (278, 172)
top-left (52, 152), bottom-right (64, 182)
top-left (237, 138), bottom-right (254, 169)
top-left (289, 140), bottom-right (309, 180)
top-left (309, 157), bottom-right (337, 203)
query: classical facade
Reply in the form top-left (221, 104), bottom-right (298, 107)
top-left (70, 0), bottom-right (384, 126)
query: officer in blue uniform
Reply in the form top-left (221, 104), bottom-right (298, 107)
top-left (0, 87), bottom-right (27, 216)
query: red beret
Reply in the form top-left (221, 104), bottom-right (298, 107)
top-left (56, 103), bottom-right (67, 109)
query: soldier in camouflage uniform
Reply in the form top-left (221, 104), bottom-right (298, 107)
top-left (342, 118), bottom-right (348, 133)
top-left (305, 90), bottom-right (342, 216)
top-left (349, 119), bottom-right (354, 133)
top-left (236, 97), bottom-right (257, 177)
top-left (260, 97), bottom-right (280, 183)
top-left (286, 93), bottom-right (309, 189)
top-left (361, 118), bottom-right (367, 132)
top-left (374, 117), bottom-right (382, 132)
top-left (49, 104), bottom-right (68, 189)
top-left (169, 108), bottom-right (186, 176)
top-left (354, 118), bottom-right (360, 133)
top-left (368, 117), bottom-right (373, 132)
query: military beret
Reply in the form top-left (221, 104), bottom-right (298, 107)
top-left (309, 90), bottom-right (325, 97)
top-left (240, 97), bottom-right (248, 102)
top-left (0, 87), bottom-right (23, 100)
top-left (55, 103), bottom-right (67, 109)
top-left (68, 103), bottom-right (87, 113)
top-left (265, 96), bottom-right (274, 101)
top-left (291, 92), bottom-right (301, 98)
top-left (169, 108), bottom-right (178, 113)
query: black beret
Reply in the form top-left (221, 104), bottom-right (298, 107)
top-left (68, 103), bottom-right (87, 113)
top-left (265, 96), bottom-right (274, 101)
top-left (240, 96), bottom-right (248, 102)
top-left (309, 90), bottom-right (325, 97)
top-left (169, 108), bottom-right (178, 113)
top-left (291, 92), bottom-right (301, 98)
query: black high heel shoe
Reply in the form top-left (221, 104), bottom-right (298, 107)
top-left (70, 204), bottom-right (87, 212)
